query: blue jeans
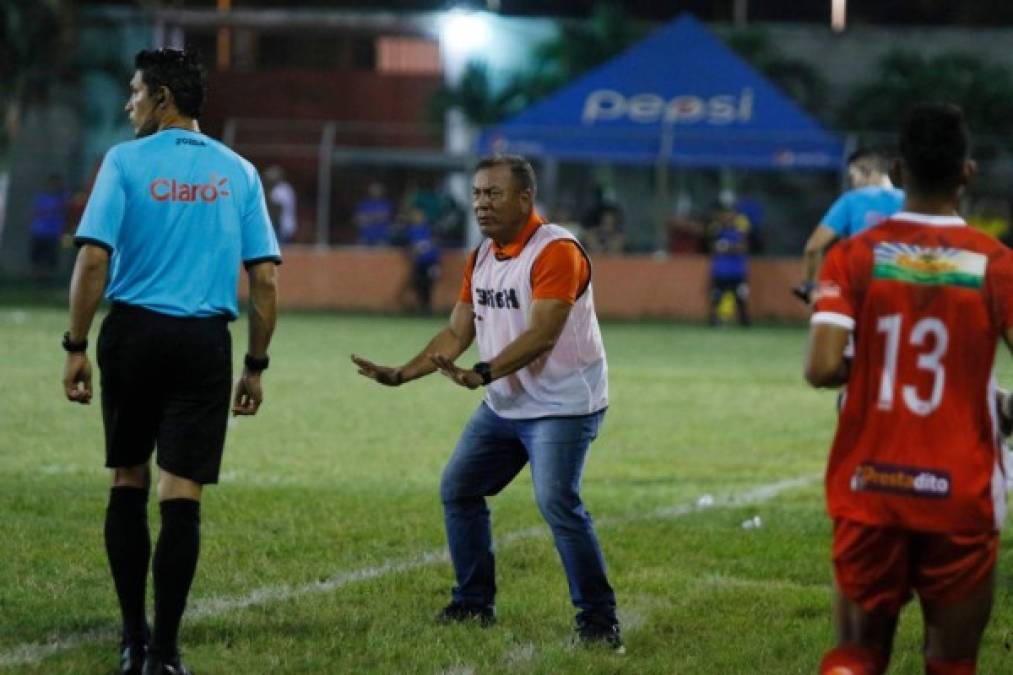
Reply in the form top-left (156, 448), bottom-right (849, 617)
top-left (440, 403), bottom-right (617, 621)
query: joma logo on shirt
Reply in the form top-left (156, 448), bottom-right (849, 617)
top-left (476, 288), bottom-right (520, 309)
top-left (149, 175), bottom-right (230, 203)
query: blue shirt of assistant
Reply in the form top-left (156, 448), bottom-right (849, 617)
top-left (821, 185), bottom-right (905, 238)
top-left (75, 129), bottom-right (281, 319)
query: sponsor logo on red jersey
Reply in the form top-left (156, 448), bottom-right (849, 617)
top-left (149, 175), bottom-right (231, 203)
top-left (850, 462), bottom-right (950, 499)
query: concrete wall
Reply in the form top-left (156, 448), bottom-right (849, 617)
top-left (248, 246), bottom-right (809, 322)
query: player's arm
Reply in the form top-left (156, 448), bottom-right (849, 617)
top-left (63, 244), bottom-right (110, 403)
top-left (805, 322), bottom-right (851, 388)
top-left (352, 301), bottom-right (476, 386)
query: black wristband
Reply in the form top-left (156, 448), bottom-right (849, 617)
top-left (244, 353), bottom-right (269, 372)
top-left (62, 331), bottom-right (88, 353)
top-left (472, 361), bottom-right (493, 385)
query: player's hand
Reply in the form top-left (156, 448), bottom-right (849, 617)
top-left (351, 354), bottom-right (403, 386)
top-left (430, 354), bottom-right (482, 390)
top-left (63, 352), bottom-right (93, 404)
top-left (232, 370), bottom-right (263, 416)
top-left (791, 281), bottom-right (815, 305)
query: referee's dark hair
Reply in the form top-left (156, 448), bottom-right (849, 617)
top-left (899, 102), bottom-right (970, 194)
top-left (476, 155), bottom-right (537, 195)
top-left (135, 48), bottom-right (207, 119)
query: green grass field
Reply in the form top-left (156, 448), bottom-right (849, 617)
top-left (2, 307), bottom-right (1012, 674)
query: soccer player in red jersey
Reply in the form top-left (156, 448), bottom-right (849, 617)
top-left (806, 103), bottom-right (1013, 675)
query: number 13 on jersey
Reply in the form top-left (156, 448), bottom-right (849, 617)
top-left (876, 314), bottom-right (949, 416)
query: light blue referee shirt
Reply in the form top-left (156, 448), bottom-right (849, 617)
top-left (821, 185), bottom-right (905, 238)
top-left (75, 128), bottom-right (281, 319)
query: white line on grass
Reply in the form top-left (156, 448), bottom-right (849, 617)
top-left (0, 474), bottom-right (818, 667)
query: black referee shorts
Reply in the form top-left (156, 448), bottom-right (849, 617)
top-left (97, 302), bottom-right (232, 484)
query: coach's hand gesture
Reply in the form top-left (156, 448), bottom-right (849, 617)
top-left (352, 354), bottom-right (404, 386)
top-left (63, 353), bottom-right (93, 404)
top-left (430, 354), bottom-right (482, 390)
top-left (232, 371), bottom-right (263, 416)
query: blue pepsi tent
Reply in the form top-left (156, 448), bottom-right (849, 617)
top-left (478, 15), bottom-right (842, 170)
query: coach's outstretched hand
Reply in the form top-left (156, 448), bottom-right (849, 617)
top-left (430, 354), bottom-right (483, 390)
top-left (63, 352), bottom-right (93, 404)
top-left (232, 371), bottom-right (263, 416)
top-left (351, 354), bottom-right (404, 386)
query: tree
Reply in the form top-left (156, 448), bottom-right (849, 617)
top-left (430, 3), bottom-right (647, 127)
top-left (723, 28), bottom-right (829, 121)
top-left (839, 51), bottom-right (1013, 147)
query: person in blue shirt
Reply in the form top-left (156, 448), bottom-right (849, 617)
top-left (708, 203), bottom-right (751, 326)
top-left (354, 180), bottom-right (394, 246)
top-left (62, 49), bottom-right (280, 675)
top-left (795, 149), bottom-right (905, 303)
top-left (400, 206), bottom-right (442, 313)
top-left (29, 173), bottom-right (70, 281)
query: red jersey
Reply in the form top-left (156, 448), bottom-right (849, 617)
top-left (813, 212), bottom-right (1013, 533)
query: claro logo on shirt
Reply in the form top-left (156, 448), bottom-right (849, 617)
top-left (149, 175), bottom-right (231, 203)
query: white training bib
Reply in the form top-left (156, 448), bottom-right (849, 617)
top-left (471, 223), bottom-right (608, 419)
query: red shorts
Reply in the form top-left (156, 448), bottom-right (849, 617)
top-left (831, 518), bottom-right (998, 615)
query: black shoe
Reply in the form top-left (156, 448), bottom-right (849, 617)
top-left (119, 642), bottom-right (147, 675)
top-left (576, 615), bottom-right (625, 654)
top-left (141, 654), bottom-right (193, 675)
top-left (435, 601), bottom-right (496, 627)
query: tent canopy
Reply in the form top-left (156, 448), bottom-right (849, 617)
top-left (478, 15), bottom-right (843, 170)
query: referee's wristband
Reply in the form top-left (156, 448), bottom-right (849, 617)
top-left (62, 331), bottom-right (88, 353)
top-left (244, 353), bottom-right (269, 373)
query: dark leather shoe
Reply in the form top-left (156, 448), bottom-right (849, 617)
top-left (435, 601), bottom-right (496, 627)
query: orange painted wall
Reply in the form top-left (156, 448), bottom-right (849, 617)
top-left (245, 246), bottom-right (809, 322)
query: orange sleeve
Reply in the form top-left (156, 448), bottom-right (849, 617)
top-left (458, 249), bottom-right (477, 303)
top-left (531, 240), bottom-right (590, 304)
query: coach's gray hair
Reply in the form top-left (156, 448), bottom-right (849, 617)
top-left (475, 155), bottom-right (537, 194)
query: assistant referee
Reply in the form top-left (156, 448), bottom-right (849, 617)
top-left (62, 49), bottom-right (280, 675)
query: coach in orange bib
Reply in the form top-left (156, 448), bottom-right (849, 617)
top-left (806, 104), bottom-right (1012, 675)
top-left (352, 155), bottom-right (622, 651)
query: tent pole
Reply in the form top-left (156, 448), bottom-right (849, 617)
top-left (654, 124), bottom-right (675, 254)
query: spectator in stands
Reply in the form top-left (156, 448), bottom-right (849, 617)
top-left (734, 185), bottom-right (765, 254)
top-left (707, 202), bottom-right (750, 327)
top-left (30, 173), bottom-right (70, 281)
top-left (581, 184), bottom-right (625, 254)
top-left (354, 181), bottom-right (394, 247)
top-left (399, 206), bottom-right (442, 314)
top-left (263, 165), bottom-right (297, 244)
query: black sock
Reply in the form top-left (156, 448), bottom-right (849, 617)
top-left (151, 498), bottom-right (201, 659)
top-left (104, 486), bottom-right (151, 644)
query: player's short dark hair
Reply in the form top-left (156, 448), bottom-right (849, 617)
top-left (899, 103), bottom-right (969, 194)
top-left (475, 155), bottom-right (537, 194)
top-left (846, 148), bottom-right (891, 175)
top-left (134, 48), bottom-right (207, 118)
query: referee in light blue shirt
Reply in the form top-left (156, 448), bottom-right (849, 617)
top-left (62, 49), bottom-right (280, 675)
top-left (795, 148), bottom-right (905, 303)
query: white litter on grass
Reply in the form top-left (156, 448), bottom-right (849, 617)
top-left (696, 494), bottom-right (715, 508)
top-left (741, 515), bottom-right (763, 530)
top-left (0, 474), bottom-right (818, 667)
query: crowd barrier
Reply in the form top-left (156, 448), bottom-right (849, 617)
top-left (243, 246), bottom-right (811, 322)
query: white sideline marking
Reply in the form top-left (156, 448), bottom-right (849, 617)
top-left (0, 475), bottom-right (818, 667)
